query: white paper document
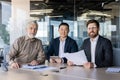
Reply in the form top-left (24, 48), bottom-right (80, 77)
top-left (63, 50), bottom-right (88, 65)
top-left (22, 64), bottom-right (59, 72)
top-left (106, 67), bottom-right (120, 73)
top-left (22, 65), bottom-right (47, 69)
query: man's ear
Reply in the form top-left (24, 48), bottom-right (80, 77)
top-left (58, 28), bottom-right (60, 32)
top-left (68, 29), bottom-right (69, 33)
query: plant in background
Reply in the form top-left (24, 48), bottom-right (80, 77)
top-left (0, 24), bottom-right (10, 45)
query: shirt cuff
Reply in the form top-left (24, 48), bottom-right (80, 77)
top-left (9, 60), bottom-right (15, 66)
top-left (94, 63), bottom-right (97, 68)
top-left (61, 58), bottom-right (64, 63)
top-left (62, 57), bottom-right (67, 63)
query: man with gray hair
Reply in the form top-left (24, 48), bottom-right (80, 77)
top-left (8, 21), bottom-right (45, 69)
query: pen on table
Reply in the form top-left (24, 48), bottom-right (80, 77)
top-left (59, 66), bottom-right (67, 69)
top-left (72, 64), bottom-right (83, 67)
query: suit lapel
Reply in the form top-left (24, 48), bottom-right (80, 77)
top-left (95, 36), bottom-right (101, 59)
top-left (56, 38), bottom-right (60, 56)
top-left (88, 39), bottom-right (91, 62)
top-left (64, 37), bottom-right (69, 52)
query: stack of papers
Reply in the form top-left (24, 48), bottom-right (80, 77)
top-left (106, 67), bottom-right (120, 73)
top-left (22, 64), bottom-right (59, 72)
top-left (22, 65), bottom-right (47, 69)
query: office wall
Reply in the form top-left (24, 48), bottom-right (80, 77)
top-left (9, 0), bottom-right (30, 44)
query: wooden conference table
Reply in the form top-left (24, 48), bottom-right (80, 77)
top-left (0, 63), bottom-right (120, 80)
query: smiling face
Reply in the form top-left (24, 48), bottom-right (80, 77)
top-left (87, 23), bottom-right (99, 38)
top-left (58, 25), bottom-right (69, 39)
top-left (27, 22), bottom-right (38, 38)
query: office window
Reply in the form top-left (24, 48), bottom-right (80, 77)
top-left (0, 0), bottom-right (120, 49)
top-left (0, 1), bottom-right (11, 48)
top-left (30, 0), bottom-right (120, 48)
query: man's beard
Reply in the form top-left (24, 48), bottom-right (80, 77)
top-left (28, 33), bottom-right (35, 38)
top-left (88, 32), bottom-right (98, 38)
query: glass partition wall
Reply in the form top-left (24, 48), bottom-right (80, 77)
top-left (29, 0), bottom-right (120, 48)
top-left (0, 1), bottom-right (11, 49)
top-left (0, 0), bottom-right (120, 49)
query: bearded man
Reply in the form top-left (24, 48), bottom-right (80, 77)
top-left (81, 19), bottom-right (113, 68)
top-left (8, 21), bottom-right (45, 69)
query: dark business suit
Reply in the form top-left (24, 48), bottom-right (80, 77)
top-left (47, 36), bottom-right (78, 63)
top-left (81, 35), bottom-right (113, 67)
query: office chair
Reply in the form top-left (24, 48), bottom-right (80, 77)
top-left (0, 48), bottom-right (8, 72)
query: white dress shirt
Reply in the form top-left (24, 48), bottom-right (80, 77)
top-left (59, 38), bottom-right (66, 58)
top-left (90, 35), bottom-right (99, 67)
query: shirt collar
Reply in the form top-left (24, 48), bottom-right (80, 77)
top-left (25, 35), bottom-right (36, 41)
top-left (90, 35), bottom-right (99, 42)
top-left (59, 37), bottom-right (67, 42)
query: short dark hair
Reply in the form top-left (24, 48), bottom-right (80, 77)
top-left (86, 19), bottom-right (99, 28)
top-left (59, 22), bottom-right (69, 30)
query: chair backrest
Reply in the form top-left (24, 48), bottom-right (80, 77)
top-left (0, 48), bottom-right (4, 63)
top-left (3, 45), bottom-right (10, 63)
top-left (113, 48), bottom-right (120, 66)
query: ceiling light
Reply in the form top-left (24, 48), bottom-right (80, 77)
top-left (30, 9), bottom-right (53, 15)
top-left (30, 0), bottom-right (44, 1)
top-left (88, 10), bottom-right (111, 17)
top-left (49, 15), bottom-right (63, 17)
top-left (78, 10), bottom-right (111, 20)
top-left (34, 3), bottom-right (39, 6)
